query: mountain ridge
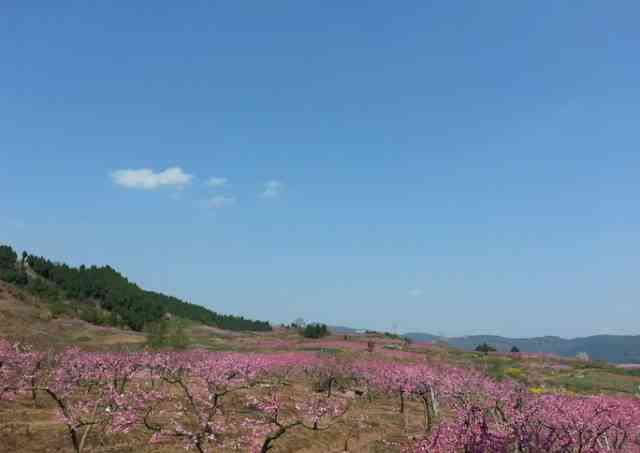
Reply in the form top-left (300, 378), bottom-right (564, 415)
top-left (405, 332), bottom-right (640, 364)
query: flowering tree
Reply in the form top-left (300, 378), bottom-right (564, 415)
top-left (355, 360), bottom-right (422, 413)
top-left (3, 337), bottom-right (640, 453)
top-left (246, 389), bottom-right (349, 453)
top-left (305, 355), bottom-right (355, 397)
top-left (137, 351), bottom-right (318, 452)
top-left (0, 340), bottom-right (31, 401)
top-left (33, 349), bottom-right (147, 453)
top-left (410, 365), bottom-right (441, 433)
top-left (407, 390), bottom-right (640, 453)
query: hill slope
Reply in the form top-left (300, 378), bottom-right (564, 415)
top-left (0, 280), bottom-right (146, 348)
top-left (0, 243), bottom-right (271, 332)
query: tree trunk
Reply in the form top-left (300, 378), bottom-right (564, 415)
top-left (261, 426), bottom-right (286, 453)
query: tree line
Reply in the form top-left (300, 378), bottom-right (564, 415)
top-left (0, 244), bottom-right (271, 332)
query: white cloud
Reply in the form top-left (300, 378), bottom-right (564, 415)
top-left (260, 180), bottom-right (285, 198)
top-left (408, 289), bottom-right (424, 297)
top-left (110, 166), bottom-right (193, 190)
top-left (207, 177), bottom-right (228, 188)
top-left (206, 195), bottom-right (236, 208)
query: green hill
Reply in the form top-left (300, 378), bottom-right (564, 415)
top-left (0, 243), bottom-right (271, 332)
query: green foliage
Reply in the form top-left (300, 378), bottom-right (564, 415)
top-left (504, 367), bottom-right (524, 380)
top-left (25, 253), bottom-right (271, 332)
top-left (483, 357), bottom-right (522, 382)
top-left (78, 304), bottom-right (110, 325)
top-left (27, 277), bottom-right (62, 302)
top-left (475, 342), bottom-right (497, 354)
top-left (383, 344), bottom-right (402, 350)
top-left (0, 245), bottom-right (18, 270)
top-left (553, 374), bottom-right (599, 394)
top-left (0, 244), bottom-right (28, 286)
top-left (1, 243), bottom-right (271, 332)
top-left (146, 320), bottom-right (170, 349)
top-left (510, 346), bottom-right (520, 353)
top-left (48, 300), bottom-right (70, 318)
top-left (572, 360), bottom-right (610, 371)
top-left (301, 347), bottom-right (339, 354)
top-left (168, 323), bottom-right (190, 349)
top-left (613, 368), bottom-right (640, 378)
top-left (302, 323), bottom-right (329, 339)
top-left (1, 268), bottom-right (29, 286)
top-left (146, 319), bottom-right (191, 349)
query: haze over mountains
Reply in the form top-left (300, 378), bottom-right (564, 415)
top-left (404, 333), bottom-right (640, 364)
top-left (329, 325), bottom-right (640, 364)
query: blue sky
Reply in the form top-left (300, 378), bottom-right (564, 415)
top-left (1, 2), bottom-right (639, 338)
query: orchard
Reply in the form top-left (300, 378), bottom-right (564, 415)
top-left (1, 338), bottom-right (639, 452)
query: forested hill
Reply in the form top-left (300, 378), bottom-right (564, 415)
top-left (0, 244), bottom-right (271, 332)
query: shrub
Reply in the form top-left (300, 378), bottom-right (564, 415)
top-left (0, 244), bottom-right (18, 270)
top-left (79, 304), bottom-right (102, 324)
top-left (49, 300), bottom-right (70, 318)
top-left (146, 319), bottom-right (191, 349)
top-left (0, 269), bottom-right (28, 286)
top-left (475, 342), bottom-right (497, 354)
top-left (302, 323), bottom-right (329, 339)
top-left (167, 321), bottom-right (190, 349)
top-left (0, 245), bottom-right (28, 286)
top-left (146, 320), bottom-right (170, 349)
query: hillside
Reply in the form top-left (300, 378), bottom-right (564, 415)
top-left (0, 280), bottom-right (146, 349)
top-left (0, 244), bottom-right (271, 333)
top-left (405, 332), bottom-right (640, 364)
top-left (2, 321), bottom-right (640, 453)
top-left (2, 269), bottom-right (640, 452)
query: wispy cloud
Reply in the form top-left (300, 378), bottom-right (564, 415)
top-left (260, 180), bottom-right (285, 198)
top-left (110, 167), bottom-right (193, 190)
top-left (207, 177), bottom-right (228, 188)
top-left (206, 195), bottom-right (236, 208)
top-left (408, 289), bottom-right (424, 297)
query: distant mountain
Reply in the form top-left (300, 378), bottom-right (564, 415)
top-left (328, 325), bottom-right (362, 334)
top-left (405, 332), bottom-right (640, 364)
top-left (404, 332), bottom-right (441, 343)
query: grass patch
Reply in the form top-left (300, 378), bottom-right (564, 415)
top-left (551, 371), bottom-right (640, 395)
top-left (300, 347), bottom-right (341, 354)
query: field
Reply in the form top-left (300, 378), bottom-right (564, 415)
top-left (2, 283), bottom-right (640, 452)
top-left (2, 329), bottom-right (640, 452)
